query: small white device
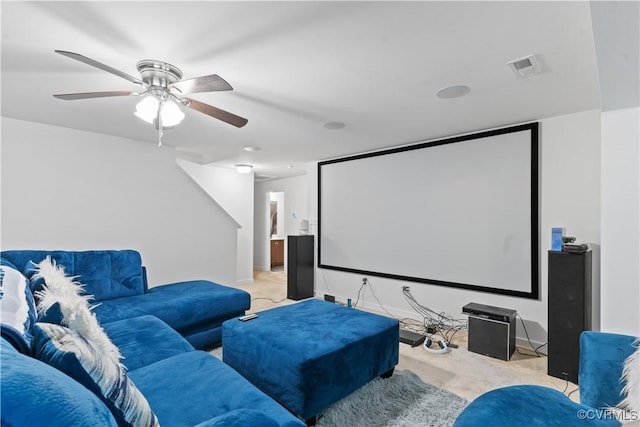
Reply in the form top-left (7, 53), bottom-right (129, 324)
top-left (238, 313), bottom-right (258, 322)
top-left (423, 335), bottom-right (449, 354)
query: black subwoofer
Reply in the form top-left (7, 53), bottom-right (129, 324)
top-left (467, 314), bottom-right (516, 361)
top-left (547, 250), bottom-right (592, 384)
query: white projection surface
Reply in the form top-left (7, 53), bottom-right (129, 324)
top-left (318, 123), bottom-right (539, 298)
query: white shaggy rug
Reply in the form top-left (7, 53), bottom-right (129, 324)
top-left (209, 347), bottom-right (467, 426)
top-left (316, 369), bottom-right (466, 427)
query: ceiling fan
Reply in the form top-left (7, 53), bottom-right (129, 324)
top-left (53, 50), bottom-right (247, 145)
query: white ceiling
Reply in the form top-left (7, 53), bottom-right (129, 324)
top-left (1, 1), bottom-right (602, 179)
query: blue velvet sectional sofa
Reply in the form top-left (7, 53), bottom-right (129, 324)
top-left (1, 249), bottom-right (250, 349)
top-left (1, 251), bottom-right (306, 426)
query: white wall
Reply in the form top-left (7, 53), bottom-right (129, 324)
top-left (600, 107), bottom-right (640, 336)
top-left (177, 159), bottom-right (254, 285)
top-left (0, 118), bottom-right (239, 287)
top-left (254, 175), bottom-right (308, 271)
top-left (308, 110), bottom-right (602, 347)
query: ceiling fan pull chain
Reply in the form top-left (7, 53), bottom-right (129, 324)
top-left (157, 101), bottom-right (163, 147)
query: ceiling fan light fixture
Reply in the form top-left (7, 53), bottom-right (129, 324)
top-left (160, 100), bottom-right (185, 127)
top-left (134, 96), bottom-right (159, 123)
top-left (135, 96), bottom-right (185, 127)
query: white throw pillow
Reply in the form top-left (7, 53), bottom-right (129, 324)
top-left (619, 340), bottom-right (640, 424)
top-left (32, 256), bottom-right (123, 365)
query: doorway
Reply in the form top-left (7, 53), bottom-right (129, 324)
top-left (268, 191), bottom-right (285, 271)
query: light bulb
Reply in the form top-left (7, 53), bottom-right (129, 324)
top-left (135, 97), bottom-right (185, 127)
top-left (235, 164), bottom-right (253, 174)
top-left (134, 96), bottom-right (159, 123)
top-left (160, 100), bottom-right (185, 127)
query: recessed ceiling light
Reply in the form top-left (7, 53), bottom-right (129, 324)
top-left (323, 121), bottom-right (346, 130)
top-left (243, 146), bottom-right (260, 152)
top-left (435, 85), bottom-right (471, 99)
top-left (235, 164), bottom-right (253, 174)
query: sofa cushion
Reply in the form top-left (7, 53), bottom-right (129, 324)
top-left (1, 337), bottom-right (118, 427)
top-left (128, 351), bottom-right (305, 427)
top-left (33, 256), bottom-right (124, 363)
top-left (453, 385), bottom-right (620, 427)
top-left (102, 315), bottom-right (195, 371)
top-left (32, 323), bottom-right (159, 427)
top-left (580, 331), bottom-right (638, 409)
top-left (1, 256), bottom-right (18, 269)
top-left (1, 250), bottom-right (145, 301)
top-left (93, 280), bottom-right (250, 334)
top-left (181, 327), bottom-right (224, 351)
top-left (0, 265), bottom-right (37, 354)
top-left (192, 409), bottom-right (283, 427)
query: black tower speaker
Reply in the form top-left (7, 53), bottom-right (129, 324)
top-left (287, 235), bottom-right (314, 300)
top-left (547, 250), bottom-right (592, 384)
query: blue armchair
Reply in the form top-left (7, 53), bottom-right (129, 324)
top-left (453, 331), bottom-right (638, 426)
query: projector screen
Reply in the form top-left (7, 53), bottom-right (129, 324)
top-left (318, 123), bottom-right (539, 299)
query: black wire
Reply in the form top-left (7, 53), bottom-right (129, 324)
top-left (353, 282), bottom-right (366, 308)
top-left (534, 342), bottom-right (547, 352)
top-left (400, 287), bottom-right (468, 346)
top-left (567, 386), bottom-right (580, 398)
top-left (403, 288), bottom-right (466, 327)
top-left (345, 282), bottom-right (467, 348)
top-left (353, 284), bottom-right (544, 354)
top-left (319, 270), bottom-right (333, 295)
top-left (326, 274), bottom-right (550, 354)
top-left (363, 279), bottom-right (403, 320)
top-left (516, 313), bottom-right (543, 357)
top-left (445, 326), bottom-right (462, 346)
top-left (402, 288), bottom-right (467, 327)
top-left (400, 318), bottom-right (424, 331)
top-left (516, 341), bottom-right (548, 357)
top-left (251, 297), bottom-right (287, 304)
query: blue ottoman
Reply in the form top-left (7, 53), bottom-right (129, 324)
top-left (222, 299), bottom-right (399, 424)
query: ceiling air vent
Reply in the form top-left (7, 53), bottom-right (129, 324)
top-left (507, 54), bottom-right (541, 78)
